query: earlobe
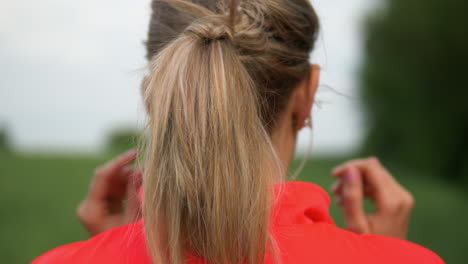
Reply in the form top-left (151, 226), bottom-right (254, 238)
top-left (293, 114), bottom-right (312, 132)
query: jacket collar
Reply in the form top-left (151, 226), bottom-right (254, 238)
top-left (138, 181), bottom-right (334, 226)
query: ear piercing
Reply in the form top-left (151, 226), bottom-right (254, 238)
top-left (293, 115), bottom-right (312, 131)
top-left (304, 116), bottom-right (312, 128)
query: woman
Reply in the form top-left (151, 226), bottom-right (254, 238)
top-left (33, 0), bottom-right (444, 263)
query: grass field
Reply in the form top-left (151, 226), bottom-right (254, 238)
top-left (1, 150), bottom-right (466, 263)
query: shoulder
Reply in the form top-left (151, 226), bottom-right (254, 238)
top-left (275, 222), bottom-right (444, 264)
top-left (32, 241), bottom-right (87, 264)
top-left (361, 232), bottom-right (444, 263)
top-left (273, 181), bottom-right (444, 264)
top-left (32, 220), bottom-right (151, 264)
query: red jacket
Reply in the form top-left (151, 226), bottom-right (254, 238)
top-left (33, 181), bottom-right (444, 264)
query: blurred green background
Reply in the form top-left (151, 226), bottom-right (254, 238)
top-left (360, 0), bottom-right (468, 187)
top-left (1, 148), bottom-right (467, 263)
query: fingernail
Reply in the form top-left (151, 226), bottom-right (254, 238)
top-left (332, 165), bottom-right (343, 175)
top-left (124, 149), bottom-right (137, 159)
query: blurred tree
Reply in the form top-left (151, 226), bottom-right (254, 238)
top-left (0, 127), bottom-right (10, 152)
top-left (106, 129), bottom-right (140, 154)
top-left (361, 0), bottom-right (468, 185)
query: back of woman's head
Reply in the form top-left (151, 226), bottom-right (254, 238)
top-left (141, 0), bottom-right (319, 263)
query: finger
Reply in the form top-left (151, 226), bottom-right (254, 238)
top-left (89, 150), bottom-right (138, 200)
top-left (335, 195), bottom-right (344, 206)
top-left (126, 170), bottom-right (143, 222)
top-left (95, 165), bottom-right (140, 217)
top-left (105, 165), bottom-right (135, 203)
top-left (333, 157), bottom-right (390, 200)
top-left (340, 167), bottom-right (369, 234)
top-left (92, 165), bottom-right (134, 203)
top-left (98, 149), bottom-right (138, 180)
top-left (330, 179), bottom-right (343, 195)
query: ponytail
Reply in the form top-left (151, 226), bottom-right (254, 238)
top-left (141, 1), bottom-right (281, 263)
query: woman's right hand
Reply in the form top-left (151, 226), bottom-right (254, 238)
top-left (331, 157), bottom-right (415, 240)
top-left (76, 150), bottom-right (143, 236)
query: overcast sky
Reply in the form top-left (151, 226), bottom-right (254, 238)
top-left (0, 0), bottom-right (378, 155)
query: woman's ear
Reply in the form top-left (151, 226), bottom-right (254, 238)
top-left (307, 64), bottom-right (321, 114)
top-left (292, 64), bottom-right (320, 130)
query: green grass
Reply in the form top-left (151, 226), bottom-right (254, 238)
top-left (0, 151), bottom-right (466, 263)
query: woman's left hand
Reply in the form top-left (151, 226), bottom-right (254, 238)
top-left (76, 150), bottom-right (143, 236)
top-left (331, 157), bottom-right (414, 240)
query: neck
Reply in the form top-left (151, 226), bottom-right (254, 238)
top-left (270, 114), bottom-right (297, 177)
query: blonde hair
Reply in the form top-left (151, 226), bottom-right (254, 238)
top-left (141, 0), bottom-right (319, 263)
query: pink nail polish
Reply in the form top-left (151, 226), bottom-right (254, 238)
top-left (345, 168), bottom-right (358, 183)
